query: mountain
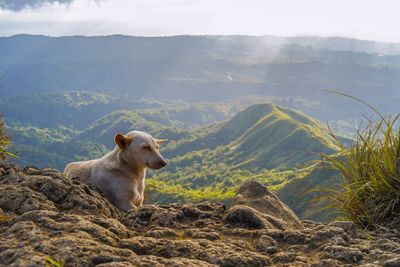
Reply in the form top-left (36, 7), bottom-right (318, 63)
top-left (1, 35), bottom-right (400, 120)
top-left (145, 103), bottom-right (342, 210)
top-left (163, 103), bottom-right (338, 170)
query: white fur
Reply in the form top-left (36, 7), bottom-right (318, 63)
top-left (63, 131), bottom-right (167, 211)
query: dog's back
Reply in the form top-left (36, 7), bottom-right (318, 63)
top-left (63, 159), bottom-right (98, 181)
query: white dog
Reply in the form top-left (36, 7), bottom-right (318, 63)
top-left (63, 131), bottom-right (167, 211)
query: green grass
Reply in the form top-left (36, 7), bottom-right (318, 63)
top-left (45, 256), bottom-right (65, 267)
top-left (319, 92), bottom-right (400, 228)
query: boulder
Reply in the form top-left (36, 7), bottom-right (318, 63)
top-left (223, 205), bottom-right (286, 230)
top-left (232, 180), bottom-right (304, 229)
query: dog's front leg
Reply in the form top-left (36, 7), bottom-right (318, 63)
top-left (134, 197), bottom-right (144, 208)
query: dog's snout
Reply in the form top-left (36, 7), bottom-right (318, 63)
top-left (159, 160), bottom-right (167, 167)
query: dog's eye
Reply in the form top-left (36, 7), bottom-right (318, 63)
top-left (142, 145), bottom-right (152, 151)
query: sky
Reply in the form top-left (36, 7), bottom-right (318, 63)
top-left (0, 0), bottom-right (399, 42)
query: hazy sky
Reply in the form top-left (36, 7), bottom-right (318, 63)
top-left (0, 0), bottom-right (399, 42)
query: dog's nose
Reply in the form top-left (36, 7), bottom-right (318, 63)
top-left (159, 160), bottom-right (167, 167)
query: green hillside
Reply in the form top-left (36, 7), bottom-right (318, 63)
top-left (162, 103), bottom-right (338, 169)
top-left (2, 91), bottom-right (237, 130)
top-left (146, 103), bottom-right (341, 209)
top-left (276, 162), bottom-right (341, 221)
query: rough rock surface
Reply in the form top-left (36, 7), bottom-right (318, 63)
top-left (232, 180), bottom-right (304, 230)
top-left (1, 164), bottom-right (400, 266)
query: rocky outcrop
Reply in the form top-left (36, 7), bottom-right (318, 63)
top-left (232, 179), bottom-right (304, 230)
top-left (1, 164), bottom-right (400, 266)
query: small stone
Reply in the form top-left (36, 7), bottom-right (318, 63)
top-left (265, 246), bottom-right (278, 254)
top-left (310, 226), bottom-right (348, 248)
top-left (146, 228), bottom-right (178, 238)
top-left (194, 232), bottom-right (220, 240)
top-left (295, 255), bottom-right (307, 262)
top-left (330, 221), bottom-right (357, 238)
top-left (383, 257), bottom-right (400, 267)
top-left (283, 231), bottom-right (307, 244)
top-left (272, 251), bottom-right (297, 263)
top-left (257, 235), bottom-right (277, 251)
top-left (378, 240), bottom-right (397, 251)
top-left (324, 245), bottom-right (363, 263)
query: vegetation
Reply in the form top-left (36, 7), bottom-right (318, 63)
top-left (277, 161), bottom-right (341, 221)
top-left (44, 256), bottom-right (65, 267)
top-left (0, 115), bottom-right (14, 159)
top-left (321, 113), bottom-right (400, 228)
top-left (2, 91), bottom-right (239, 130)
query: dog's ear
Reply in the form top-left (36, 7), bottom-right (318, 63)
top-left (115, 133), bottom-right (134, 149)
top-left (156, 139), bottom-right (168, 144)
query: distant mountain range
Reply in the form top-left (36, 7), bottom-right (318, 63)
top-left (1, 34), bottom-right (400, 120)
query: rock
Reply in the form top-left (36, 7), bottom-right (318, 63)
top-left (2, 163), bottom-right (400, 266)
top-left (184, 228), bottom-right (221, 240)
top-left (329, 221), bottom-right (357, 238)
top-left (146, 227), bottom-right (178, 238)
top-left (133, 256), bottom-right (217, 267)
top-left (257, 235), bottom-right (278, 251)
top-left (0, 164), bottom-right (120, 218)
top-left (311, 259), bottom-right (343, 267)
top-left (323, 245), bottom-right (363, 263)
top-left (223, 205), bottom-right (265, 229)
top-left (0, 167), bottom-right (5, 176)
top-left (295, 255), bottom-right (308, 262)
top-left (383, 257), bottom-right (400, 267)
top-left (223, 205), bottom-right (286, 229)
top-left (233, 180), bottom-right (303, 230)
top-left (310, 226), bottom-right (349, 248)
top-left (283, 231), bottom-right (307, 244)
top-left (120, 236), bottom-right (271, 266)
top-left (272, 250), bottom-right (297, 264)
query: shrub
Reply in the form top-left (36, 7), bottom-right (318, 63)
top-left (321, 94), bottom-right (400, 228)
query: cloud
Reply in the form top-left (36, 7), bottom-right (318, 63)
top-left (0, 0), bottom-right (74, 11)
top-left (0, 0), bottom-right (399, 42)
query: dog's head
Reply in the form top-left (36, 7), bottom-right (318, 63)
top-left (114, 131), bottom-right (168, 170)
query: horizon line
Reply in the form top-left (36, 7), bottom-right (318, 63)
top-left (1, 33), bottom-right (400, 45)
